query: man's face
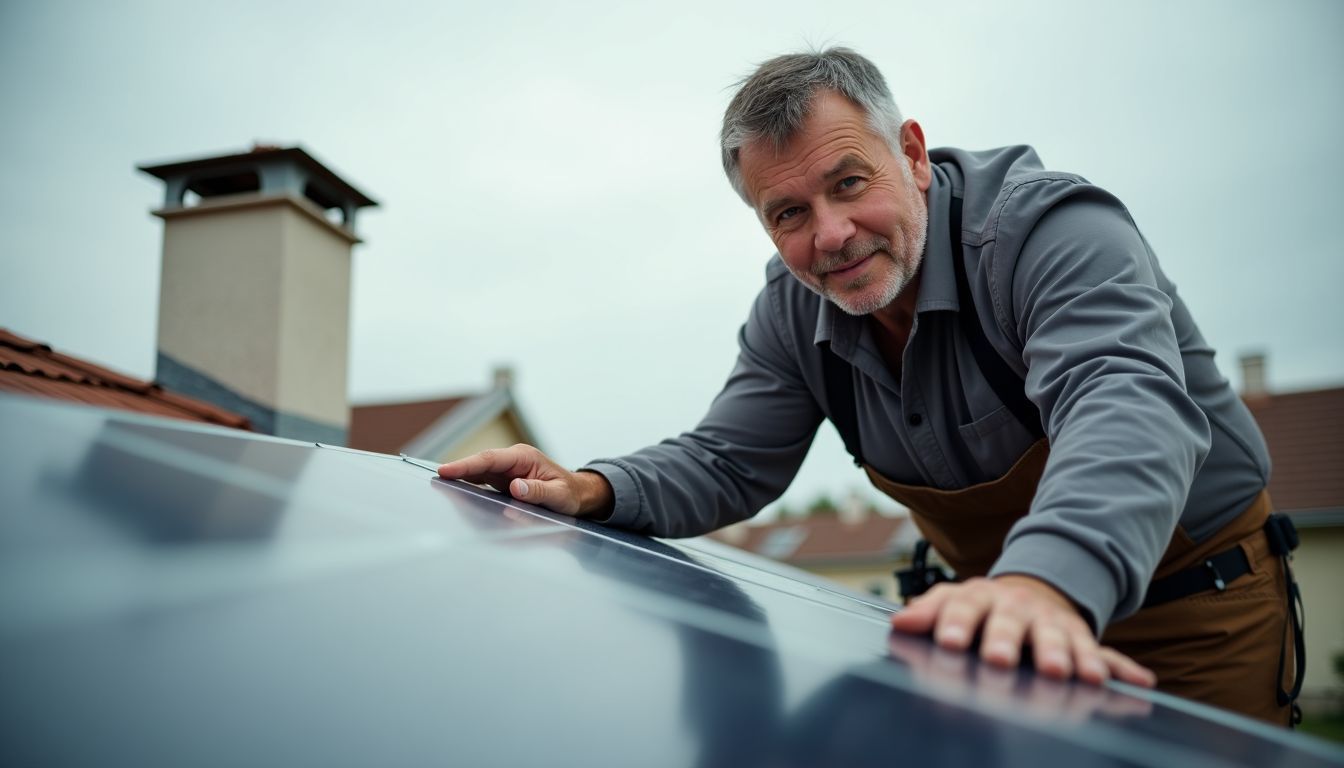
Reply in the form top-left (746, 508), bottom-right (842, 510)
top-left (738, 90), bottom-right (931, 316)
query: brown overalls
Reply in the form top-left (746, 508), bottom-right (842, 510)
top-left (867, 439), bottom-right (1298, 725)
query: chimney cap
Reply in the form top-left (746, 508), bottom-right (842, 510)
top-left (138, 145), bottom-right (378, 208)
top-left (1239, 351), bottom-right (1269, 397)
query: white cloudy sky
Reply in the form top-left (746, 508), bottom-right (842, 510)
top-left (2, 0), bottom-right (1342, 517)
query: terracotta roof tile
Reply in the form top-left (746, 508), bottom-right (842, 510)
top-left (1245, 387), bottom-right (1344, 519)
top-left (348, 397), bottom-right (468, 455)
top-left (0, 328), bottom-right (251, 430)
top-left (713, 514), bottom-right (912, 565)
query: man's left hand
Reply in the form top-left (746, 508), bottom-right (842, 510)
top-left (888, 575), bottom-right (1156, 687)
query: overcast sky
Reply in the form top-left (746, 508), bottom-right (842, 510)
top-left (3, 0), bottom-right (1342, 518)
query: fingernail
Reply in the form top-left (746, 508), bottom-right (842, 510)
top-left (1042, 650), bottom-right (1069, 670)
top-left (986, 640), bottom-right (1015, 661)
top-left (938, 626), bottom-right (969, 647)
top-left (1084, 660), bottom-right (1108, 680)
top-left (515, 480), bottom-right (529, 496)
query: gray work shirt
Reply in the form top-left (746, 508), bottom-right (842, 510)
top-left (585, 146), bottom-right (1270, 631)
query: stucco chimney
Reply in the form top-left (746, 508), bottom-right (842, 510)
top-left (838, 490), bottom-right (870, 525)
top-left (138, 146), bottom-right (377, 444)
top-left (1239, 352), bottom-right (1268, 398)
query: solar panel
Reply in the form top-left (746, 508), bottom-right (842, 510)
top-left (1, 394), bottom-right (1340, 767)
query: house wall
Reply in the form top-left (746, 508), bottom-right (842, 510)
top-left (158, 203), bottom-right (284, 406)
top-left (1293, 526), bottom-right (1344, 706)
top-left (275, 201), bottom-right (352, 428)
top-left (806, 562), bottom-right (906, 603)
top-left (431, 412), bottom-right (527, 464)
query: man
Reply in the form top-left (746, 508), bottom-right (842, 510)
top-left (439, 48), bottom-right (1300, 725)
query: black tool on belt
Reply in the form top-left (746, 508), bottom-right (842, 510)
top-left (894, 540), bottom-right (952, 604)
top-left (1142, 512), bottom-right (1306, 725)
top-left (1267, 513), bottom-right (1306, 726)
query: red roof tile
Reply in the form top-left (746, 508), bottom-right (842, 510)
top-left (348, 398), bottom-right (467, 455)
top-left (0, 328), bottom-right (251, 430)
top-left (713, 513), bottom-right (912, 565)
top-left (1245, 387), bottom-right (1344, 519)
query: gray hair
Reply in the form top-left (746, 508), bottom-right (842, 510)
top-left (720, 47), bottom-right (904, 205)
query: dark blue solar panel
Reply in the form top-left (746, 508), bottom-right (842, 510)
top-left (1, 394), bottom-right (1340, 767)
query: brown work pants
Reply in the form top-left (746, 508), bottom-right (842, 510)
top-left (1103, 491), bottom-right (1296, 726)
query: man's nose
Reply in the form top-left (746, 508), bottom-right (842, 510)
top-left (812, 202), bottom-right (856, 253)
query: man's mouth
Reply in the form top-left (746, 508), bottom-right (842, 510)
top-left (826, 253), bottom-right (874, 280)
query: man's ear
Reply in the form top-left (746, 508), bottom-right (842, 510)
top-left (899, 120), bottom-right (932, 192)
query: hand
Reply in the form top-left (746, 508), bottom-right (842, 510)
top-left (888, 575), bottom-right (1155, 688)
top-left (885, 633), bottom-right (1154, 723)
top-left (436, 444), bottom-right (614, 518)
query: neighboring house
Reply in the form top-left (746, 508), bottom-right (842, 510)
top-left (0, 328), bottom-right (250, 430)
top-left (711, 500), bottom-right (920, 602)
top-left (1243, 380), bottom-right (1344, 709)
top-left (348, 367), bottom-right (541, 464)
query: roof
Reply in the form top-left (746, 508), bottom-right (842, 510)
top-left (348, 396), bottom-right (467, 455)
top-left (0, 328), bottom-right (250, 430)
top-left (712, 512), bottom-right (915, 566)
top-left (1245, 385), bottom-right (1344, 525)
top-left (138, 145), bottom-right (378, 208)
top-left (349, 378), bottom-right (540, 459)
top-left (3, 395), bottom-right (1337, 766)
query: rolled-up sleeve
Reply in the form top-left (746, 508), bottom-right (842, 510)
top-left (583, 283), bottom-right (824, 538)
top-left (986, 189), bottom-right (1212, 631)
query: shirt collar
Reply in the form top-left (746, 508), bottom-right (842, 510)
top-left (812, 165), bottom-right (961, 352)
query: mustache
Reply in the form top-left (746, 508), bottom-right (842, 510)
top-left (812, 237), bottom-right (892, 276)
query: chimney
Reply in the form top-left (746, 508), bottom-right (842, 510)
top-left (493, 365), bottom-right (515, 391)
top-left (838, 490), bottom-right (869, 525)
top-left (138, 146), bottom-right (377, 444)
top-left (1239, 352), bottom-right (1268, 398)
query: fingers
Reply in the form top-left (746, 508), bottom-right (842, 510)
top-left (1068, 629), bottom-right (1110, 686)
top-left (1099, 647), bottom-right (1157, 688)
top-left (889, 583), bottom-right (953, 635)
top-left (507, 476), bottom-right (580, 516)
top-left (890, 576), bottom-right (1142, 689)
top-left (437, 445), bottom-right (533, 482)
top-left (933, 583), bottom-right (993, 652)
top-left (980, 589), bottom-right (1032, 668)
top-left (1029, 622), bottom-right (1073, 680)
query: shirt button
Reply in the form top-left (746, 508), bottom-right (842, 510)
top-left (908, 413), bottom-right (923, 427)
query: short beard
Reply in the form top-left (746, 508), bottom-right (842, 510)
top-left (813, 212), bottom-right (927, 317)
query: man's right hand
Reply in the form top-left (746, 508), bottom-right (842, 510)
top-left (436, 444), bottom-right (614, 519)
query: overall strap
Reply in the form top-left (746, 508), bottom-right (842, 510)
top-left (948, 197), bottom-right (1045, 441)
top-left (822, 195), bottom-right (1045, 467)
top-left (822, 345), bottom-right (863, 466)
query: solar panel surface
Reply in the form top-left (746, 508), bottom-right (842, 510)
top-left (1, 394), bottom-right (1340, 767)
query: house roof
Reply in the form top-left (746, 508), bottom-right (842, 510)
top-left (711, 512), bottom-right (915, 567)
top-left (349, 383), bottom-right (539, 459)
top-left (1245, 386), bottom-right (1344, 525)
top-left (348, 397), bottom-right (467, 455)
top-left (0, 328), bottom-right (251, 430)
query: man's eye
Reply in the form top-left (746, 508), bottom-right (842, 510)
top-left (837, 176), bottom-right (863, 191)
top-left (777, 206), bottom-right (803, 223)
